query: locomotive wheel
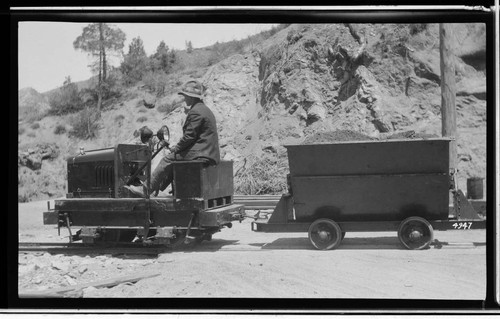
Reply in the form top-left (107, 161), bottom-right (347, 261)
top-left (168, 232), bottom-right (187, 249)
top-left (101, 229), bottom-right (120, 243)
top-left (397, 216), bottom-right (434, 250)
top-left (100, 229), bottom-right (137, 243)
top-left (308, 218), bottom-right (343, 250)
top-left (119, 230), bottom-right (138, 242)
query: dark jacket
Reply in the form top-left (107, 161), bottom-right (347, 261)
top-left (170, 101), bottom-right (220, 164)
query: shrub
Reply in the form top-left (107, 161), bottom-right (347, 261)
top-left (114, 114), bottom-right (125, 127)
top-left (101, 73), bottom-right (122, 101)
top-left (79, 75), bottom-right (122, 110)
top-left (18, 193), bottom-right (30, 203)
top-left (18, 164), bottom-right (66, 202)
top-left (114, 114), bottom-right (125, 122)
top-left (69, 107), bottom-right (101, 139)
top-left (20, 103), bottom-right (47, 124)
top-left (409, 24), bottom-right (428, 35)
top-left (48, 77), bottom-right (84, 115)
top-left (54, 124), bottom-right (66, 135)
top-left (27, 132), bottom-right (36, 138)
top-left (19, 127), bottom-right (26, 135)
top-left (142, 71), bottom-right (168, 96)
top-left (30, 122), bottom-right (40, 130)
top-left (234, 152), bottom-right (289, 195)
top-left (136, 116), bottom-right (148, 123)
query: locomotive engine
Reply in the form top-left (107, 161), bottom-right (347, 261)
top-left (66, 144), bottom-right (151, 199)
top-left (43, 126), bottom-right (245, 247)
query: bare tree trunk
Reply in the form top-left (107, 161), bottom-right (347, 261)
top-left (103, 51), bottom-right (107, 81)
top-left (97, 89), bottom-right (102, 112)
top-left (100, 23), bottom-right (107, 81)
top-left (97, 23), bottom-right (104, 111)
top-left (439, 23), bottom-right (457, 171)
top-left (86, 107), bottom-right (92, 139)
top-left (98, 50), bottom-right (102, 84)
top-left (97, 51), bottom-right (103, 111)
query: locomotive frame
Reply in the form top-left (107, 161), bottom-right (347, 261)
top-left (43, 143), bottom-right (245, 247)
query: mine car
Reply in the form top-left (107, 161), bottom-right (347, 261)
top-left (43, 126), bottom-right (245, 247)
top-left (252, 138), bottom-right (487, 250)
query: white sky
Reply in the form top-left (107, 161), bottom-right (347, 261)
top-left (18, 22), bottom-right (278, 92)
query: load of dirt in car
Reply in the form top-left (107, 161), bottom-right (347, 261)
top-left (383, 130), bottom-right (439, 140)
top-left (302, 130), bottom-right (375, 144)
top-left (302, 130), bottom-right (440, 144)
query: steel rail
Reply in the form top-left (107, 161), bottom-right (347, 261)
top-left (18, 242), bottom-right (168, 255)
top-left (18, 238), bottom-right (485, 255)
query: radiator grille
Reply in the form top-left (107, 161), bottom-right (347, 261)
top-left (95, 165), bottom-right (114, 187)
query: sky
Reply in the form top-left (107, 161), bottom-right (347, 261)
top-left (18, 22), bottom-right (278, 93)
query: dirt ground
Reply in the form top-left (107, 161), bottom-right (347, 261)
top-left (17, 199), bottom-right (487, 302)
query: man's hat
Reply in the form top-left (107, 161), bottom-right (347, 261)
top-left (178, 80), bottom-right (204, 99)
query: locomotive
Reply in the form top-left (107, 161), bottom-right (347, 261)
top-left (43, 125), bottom-right (245, 247)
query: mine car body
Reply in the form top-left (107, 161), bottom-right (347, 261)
top-left (252, 138), bottom-right (486, 250)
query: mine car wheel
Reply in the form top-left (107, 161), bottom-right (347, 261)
top-left (308, 218), bottom-right (343, 250)
top-left (398, 216), bottom-right (434, 250)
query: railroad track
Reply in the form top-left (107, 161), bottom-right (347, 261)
top-left (17, 241), bottom-right (273, 255)
top-left (18, 195), bottom-right (280, 256)
top-left (18, 242), bottom-right (168, 255)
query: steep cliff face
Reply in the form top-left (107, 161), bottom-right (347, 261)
top-left (202, 52), bottom-right (263, 138)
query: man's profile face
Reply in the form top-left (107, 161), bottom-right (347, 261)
top-left (182, 95), bottom-right (196, 113)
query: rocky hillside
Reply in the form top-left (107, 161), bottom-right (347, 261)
top-left (18, 88), bottom-right (51, 123)
top-left (18, 23), bottom-right (487, 201)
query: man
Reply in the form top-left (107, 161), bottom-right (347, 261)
top-left (126, 80), bottom-right (220, 197)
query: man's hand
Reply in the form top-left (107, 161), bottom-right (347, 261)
top-left (159, 140), bottom-right (171, 149)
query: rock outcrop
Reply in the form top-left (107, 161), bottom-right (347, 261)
top-left (18, 143), bottom-right (60, 170)
top-left (201, 23), bottom-right (486, 193)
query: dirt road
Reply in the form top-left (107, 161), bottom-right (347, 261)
top-left (17, 199), bottom-right (486, 300)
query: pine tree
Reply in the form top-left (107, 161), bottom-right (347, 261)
top-left (185, 40), bottom-right (193, 53)
top-left (150, 41), bottom-right (172, 73)
top-left (73, 23), bottom-right (125, 110)
top-left (121, 37), bottom-right (149, 84)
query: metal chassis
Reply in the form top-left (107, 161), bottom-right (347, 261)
top-left (44, 197), bottom-right (245, 244)
top-left (251, 192), bottom-right (486, 233)
top-left (251, 219), bottom-right (486, 233)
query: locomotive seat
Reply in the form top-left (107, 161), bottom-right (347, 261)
top-left (171, 160), bottom-right (234, 201)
